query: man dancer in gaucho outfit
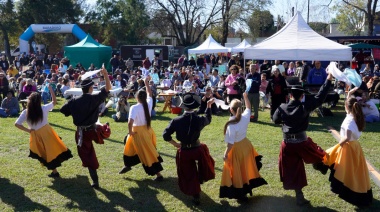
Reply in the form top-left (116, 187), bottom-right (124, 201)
top-left (60, 66), bottom-right (111, 189)
top-left (273, 72), bottom-right (333, 206)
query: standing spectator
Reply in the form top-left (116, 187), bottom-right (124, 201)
top-left (15, 85), bottom-right (73, 178)
top-left (20, 54), bottom-right (30, 70)
top-left (307, 61), bottom-right (327, 85)
top-left (220, 92), bottom-right (267, 201)
top-left (246, 64), bottom-right (261, 122)
top-left (163, 93), bottom-right (215, 205)
top-left (287, 62), bottom-right (296, 76)
top-left (260, 60), bottom-right (272, 77)
top-left (225, 65), bottom-right (241, 104)
top-left (227, 55), bottom-right (236, 70)
top-left (44, 55), bottom-right (54, 69)
top-left (266, 67), bottom-right (288, 121)
top-left (119, 76), bottom-right (164, 181)
top-left (259, 73), bottom-right (269, 108)
top-left (205, 54), bottom-right (211, 75)
top-left (178, 54), bottom-right (185, 68)
top-left (0, 72), bottom-right (9, 101)
top-left (300, 61), bottom-right (310, 83)
top-left (0, 90), bottom-right (19, 117)
top-left (60, 67), bottom-right (112, 189)
top-left (272, 60), bottom-right (285, 77)
top-left (125, 58), bottom-right (134, 70)
top-left (189, 56), bottom-right (196, 67)
top-left (295, 61), bottom-right (303, 79)
top-left (110, 55), bottom-right (120, 74)
top-left (142, 57), bottom-right (151, 70)
top-left (196, 55), bottom-right (204, 71)
top-left (0, 56), bottom-right (10, 71)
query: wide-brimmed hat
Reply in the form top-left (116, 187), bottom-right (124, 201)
top-left (81, 78), bottom-right (94, 88)
top-left (290, 85), bottom-right (310, 94)
top-left (177, 93), bottom-right (201, 109)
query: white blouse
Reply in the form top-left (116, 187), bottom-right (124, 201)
top-left (224, 108), bottom-right (251, 144)
top-left (128, 96), bottom-right (153, 126)
top-left (15, 102), bottom-right (54, 130)
top-left (340, 113), bottom-right (361, 141)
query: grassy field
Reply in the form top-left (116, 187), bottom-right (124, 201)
top-left (0, 97), bottom-right (379, 211)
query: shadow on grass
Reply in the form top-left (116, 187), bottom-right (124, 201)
top-left (125, 176), bottom-right (219, 210)
top-left (0, 177), bottom-right (50, 211)
top-left (49, 175), bottom-right (135, 211)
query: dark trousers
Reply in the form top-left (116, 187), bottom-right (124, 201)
top-left (270, 94), bottom-right (286, 119)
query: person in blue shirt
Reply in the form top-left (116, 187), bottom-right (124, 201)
top-left (307, 61), bottom-right (327, 85)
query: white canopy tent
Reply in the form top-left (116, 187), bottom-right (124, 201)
top-left (244, 12), bottom-right (352, 61)
top-left (188, 34), bottom-right (230, 54)
top-left (231, 39), bottom-right (251, 53)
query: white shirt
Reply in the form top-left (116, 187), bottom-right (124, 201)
top-left (340, 114), bottom-right (361, 141)
top-left (224, 108), bottom-right (251, 144)
top-left (362, 100), bottom-right (379, 117)
top-left (128, 96), bottom-right (153, 126)
top-left (273, 64), bottom-right (285, 74)
top-left (15, 102), bottom-right (54, 130)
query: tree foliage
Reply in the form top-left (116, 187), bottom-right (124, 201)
top-left (247, 9), bottom-right (274, 38)
top-left (341, 0), bottom-right (379, 36)
top-left (333, 0), bottom-right (366, 36)
top-left (85, 0), bottom-right (150, 46)
top-left (148, 0), bottom-right (221, 46)
top-left (309, 22), bottom-right (329, 34)
top-left (0, 0), bottom-right (21, 61)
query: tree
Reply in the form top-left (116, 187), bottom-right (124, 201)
top-left (0, 0), bottom-right (19, 61)
top-left (309, 22), bottom-right (329, 35)
top-left (333, 1), bottom-right (366, 36)
top-left (341, 0), bottom-right (379, 36)
top-left (85, 0), bottom-right (150, 46)
top-left (247, 9), bottom-right (274, 38)
top-left (149, 0), bottom-right (222, 46)
top-left (220, 0), bottom-right (271, 45)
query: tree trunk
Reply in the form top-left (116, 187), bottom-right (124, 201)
top-left (367, 1), bottom-right (373, 36)
top-left (0, 24), bottom-right (12, 63)
top-left (221, 0), bottom-right (230, 46)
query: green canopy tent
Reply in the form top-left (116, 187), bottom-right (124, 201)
top-left (348, 43), bottom-right (380, 49)
top-left (64, 34), bottom-right (112, 71)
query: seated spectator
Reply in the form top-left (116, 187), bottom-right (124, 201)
top-left (8, 77), bottom-right (17, 93)
top-left (40, 79), bottom-right (51, 104)
top-left (190, 81), bottom-right (201, 95)
top-left (112, 97), bottom-right (130, 122)
top-left (18, 78), bottom-right (37, 100)
top-left (0, 90), bottom-right (19, 117)
top-left (307, 61), bottom-right (326, 84)
top-left (360, 63), bottom-right (372, 77)
top-left (217, 74), bottom-right (226, 97)
top-left (373, 64), bottom-right (380, 77)
top-left (208, 69), bottom-right (220, 87)
top-left (197, 86), bottom-right (220, 115)
top-left (137, 79), bottom-right (145, 90)
top-left (359, 92), bottom-right (379, 123)
top-left (171, 71), bottom-right (183, 85)
top-left (114, 74), bottom-right (127, 88)
top-left (98, 100), bottom-right (108, 117)
top-left (334, 80), bottom-right (346, 95)
top-left (60, 79), bottom-right (70, 98)
top-left (6, 64), bottom-right (19, 78)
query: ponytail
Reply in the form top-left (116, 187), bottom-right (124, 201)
top-left (136, 89), bottom-right (151, 128)
top-left (223, 99), bottom-right (242, 135)
top-left (352, 102), bottom-right (365, 131)
top-left (346, 97), bottom-right (365, 131)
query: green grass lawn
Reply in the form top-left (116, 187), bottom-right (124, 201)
top-left (0, 97), bottom-right (379, 211)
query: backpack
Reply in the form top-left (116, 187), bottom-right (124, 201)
top-left (233, 76), bottom-right (246, 95)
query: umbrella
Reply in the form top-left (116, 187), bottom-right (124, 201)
top-left (348, 43), bottom-right (380, 49)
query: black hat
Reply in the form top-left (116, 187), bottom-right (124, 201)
top-left (290, 85), bottom-right (310, 94)
top-left (81, 78), bottom-right (94, 88)
top-left (177, 93), bottom-right (201, 109)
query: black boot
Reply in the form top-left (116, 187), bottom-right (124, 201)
top-left (89, 168), bottom-right (99, 189)
top-left (295, 189), bottom-right (310, 206)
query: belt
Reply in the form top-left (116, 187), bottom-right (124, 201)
top-left (77, 124), bottom-right (96, 147)
top-left (283, 131), bottom-right (307, 143)
top-left (181, 140), bottom-right (201, 150)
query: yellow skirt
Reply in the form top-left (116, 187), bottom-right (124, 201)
top-left (323, 141), bottom-right (372, 206)
top-left (123, 125), bottom-right (163, 175)
top-left (220, 138), bottom-right (267, 199)
top-left (29, 124), bottom-right (72, 170)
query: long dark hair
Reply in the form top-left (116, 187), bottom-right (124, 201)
top-left (136, 89), bottom-right (151, 128)
top-left (347, 97), bottom-right (365, 131)
top-left (26, 92), bottom-right (43, 125)
top-left (223, 99), bottom-right (242, 135)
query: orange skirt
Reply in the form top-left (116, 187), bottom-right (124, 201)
top-left (29, 124), bottom-right (73, 170)
top-left (220, 138), bottom-right (267, 199)
top-left (123, 125), bottom-right (163, 176)
top-left (323, 141), bottom-right (372, 206)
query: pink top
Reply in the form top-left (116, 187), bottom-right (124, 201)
top-left (260, 80), bottom-right (268, 93)
top-left (225, 74), bottom-right (238, 94)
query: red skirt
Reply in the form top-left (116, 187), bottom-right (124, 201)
top-left (278, 137), bottom-right (325, 190)
top-left (176, 143), bottom-right (215, 196)
top-left (75, 124), bottom-right (111, 170)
